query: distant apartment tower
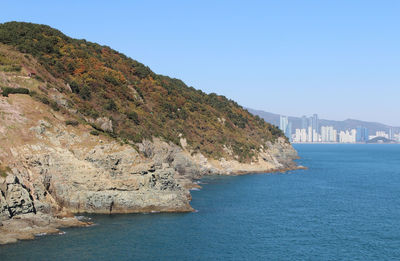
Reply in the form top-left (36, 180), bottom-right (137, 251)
top-left (279, 115), bottom-right (292, 141)
top-left (287, 122), bottom-right (292, 141)
top-left (306, 113), bottom-right (319, 141)
top-left (312, 114), bottom-right (319, 133)
top-left (308, 117), bottom-right (313, 130)
top-left (356, 127), bottom-right (369, 142)
top-left (321, 126), bottom-right (337, 142)
top-left (301, 115), bottom-right (308, 129)
top-left (389, 128), bottom-right (394, 140)
top-left (279, 115), bottom-right (288, 133)
top-left (307, 126), bottom-right (313, 142)
top-left (340, 129), bottom-right (357, 143)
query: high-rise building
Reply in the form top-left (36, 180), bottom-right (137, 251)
top-left (312, 114), bottom-right (319, 133)
top-left (294, 129), bottom-right (301, 143)
top-left (356, 127), bottom-right (369, 142)
top-left (333, 129), bottom-right (338, 142)
top-left (279, 115), bottom-right (288, 133)
top-left (286, 122), bottom-right (292, 142)
top-left (308, 117), bottom-right (313, 131)
top-left (279, 115), bottom-right (292, 141)
top-left (307, 126), bottom-right (313, 142)
top-left (389, 128), bottom-right (394, 140)
top-left (301, 128), bottom-right (307, 142)
top-left (321, 126), bottom-right (336, 142)
top-left (340, 129), bottom-right (357, 143)
top-left (363, 128), bottom-right (368, 142)
top-left (301, 116), bottom-right (308, 129)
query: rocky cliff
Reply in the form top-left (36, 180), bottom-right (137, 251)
top-left (0, 22), bottom-right (299, 244)
top-left (0, 94), bottom-right (297, 243)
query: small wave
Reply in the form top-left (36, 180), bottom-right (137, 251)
top-left (58, 231), bottom-right (66, 235)
top-left (35, 233), bottom-right (47, 237)
top-left (190, 188), bottom-right (200, 191)
top-left (75, 215), bottom-right (92, 222)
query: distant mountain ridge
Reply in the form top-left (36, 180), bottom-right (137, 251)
top-left (248, 108), bottom-right (400, 134)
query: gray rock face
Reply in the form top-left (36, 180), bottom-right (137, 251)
top-left (171, 152), bottom-right (201, 178)
top-left (0, 119), bottom-right (298, 244)
top-left (6, 183), bottom-right (35, 216)
top-left (265, 138), bottom-right (298, 168)
top-left (0, 175), bottom-right (35, 221)
top-left (1, 135), bottom-right (298, 219)
top-left (138, 139), bottom-right (210, 179)
top-left (0, 191), bottom-right (11, 220)
top-left (7, 139), bottom-right (194, 215)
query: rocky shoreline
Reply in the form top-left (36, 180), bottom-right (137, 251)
top-left (0, 95), bottom-right (299, 245)
top-left (0, 166), bottom-right (301, 245)
top-left (0, 138), bottom-right (299, 244)
top-left (0, 163), bottom-right (303, 245)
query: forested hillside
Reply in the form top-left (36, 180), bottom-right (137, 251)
top-left (0, 21), bottom-right (285, 162)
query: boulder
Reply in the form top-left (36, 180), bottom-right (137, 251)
top-left (0, 191), bottom-right (11, 221)
top-left (95, 117), bottom-right (113, 132)
top-left (4, 176), bottom-right (35, 216)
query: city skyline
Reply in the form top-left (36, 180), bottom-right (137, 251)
top-left (280, 114), bottom-right (400, 143)
top-left (260, 109), bottom-right (400, 129)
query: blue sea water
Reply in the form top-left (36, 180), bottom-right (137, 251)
top-left (1, 144), bottom-right (400, 260)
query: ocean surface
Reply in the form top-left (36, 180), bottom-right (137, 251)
top-left (1, 144), bottom-right (400, 260)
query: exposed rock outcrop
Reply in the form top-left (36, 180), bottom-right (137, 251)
top-left (4, 175), bottom-right (35, 216)
top-left (0, 95), bottom-right (299, 244)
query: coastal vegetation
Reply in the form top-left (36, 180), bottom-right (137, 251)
top-left (0, 21), bottom-right (286, 162)
top-left (0, 165), bottom-right (10, 178)
top-left (65, 120), bottom-right (79, 126)
top-left (1, 87), bottom-right (29, 97)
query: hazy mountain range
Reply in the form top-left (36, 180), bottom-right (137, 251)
top-left (248, 108), bottom-right (400, 134)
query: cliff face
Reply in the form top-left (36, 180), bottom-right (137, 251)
top-left (0, 22), bottom-right (299, 244)
top-left (0, 94), bottom-right (297, 215)
top-left (0, 93), bottom-right (297, 243)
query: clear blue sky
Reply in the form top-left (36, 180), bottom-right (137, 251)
top-left (2, 1), bottom-right (399, 125)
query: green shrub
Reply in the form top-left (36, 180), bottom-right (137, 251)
top-left (78, 105), bottom-right (99, 118)
top-left (133, 63), bottom-right (152, 78)
top-left (70, 81), bottom-right (80, 94)
top-left (65, 120), bottom-right (79, 126)
top-left (1, 87), bottom-right (30, 97)
top-left (126, 111), bottom-right (139, 124)
top-left (29, 91), bottom-right (60, 111)
top-left (0, 165), bottom-right (11, 178)
top-left (2, 64), bottom-right (22, 72)
top-left (90, 130), bottom-right (100, 136)
top-left (79, 85), bottom-right (91, 100)
top-left (104, 99), bottom-right (117, 111)
top-left (104, 74), bottom-right (120, 86)
top-left (34, 75), bottom-right (44, 82)
top-left (49, 100), bottom-right (60, 111)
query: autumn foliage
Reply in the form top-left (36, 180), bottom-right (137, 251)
top-left (0, 22), bottom-right (285, 162)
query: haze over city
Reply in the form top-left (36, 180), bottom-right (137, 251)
top-left (2, 0), bottom-right (399, 125)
